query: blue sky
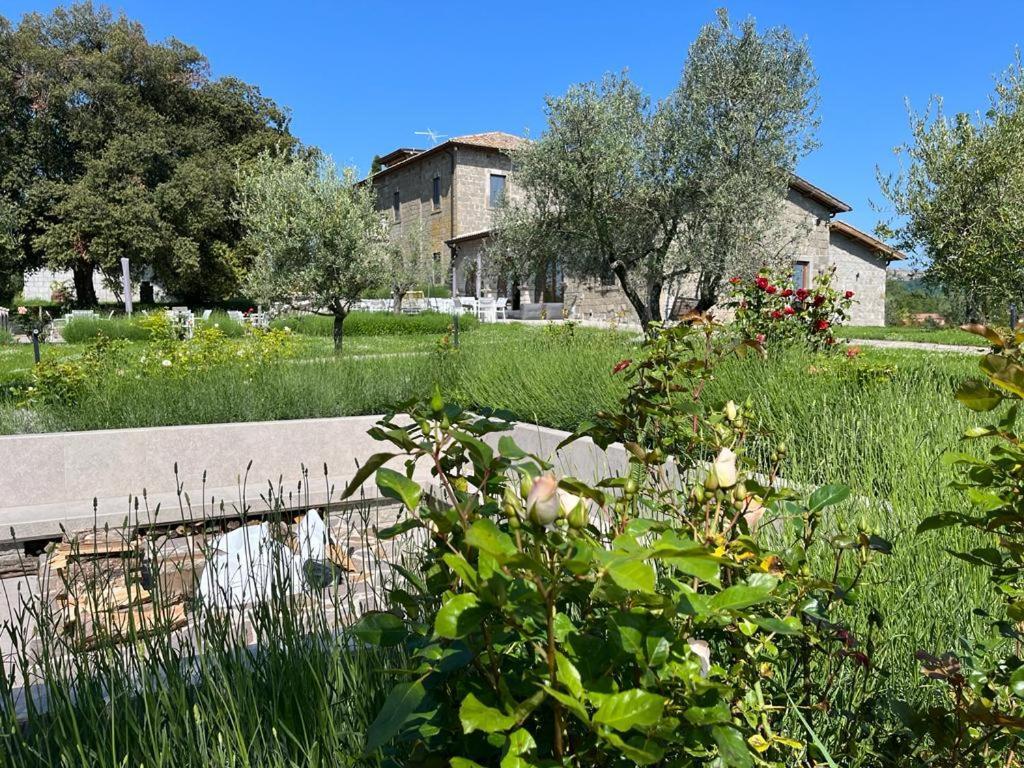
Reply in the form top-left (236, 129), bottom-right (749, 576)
top-left (3, 0), bottom-right (1023, 244)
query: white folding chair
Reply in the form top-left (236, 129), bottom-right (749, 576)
top-left (477, 297), bottom-right (497, 323)
top-left (495, 297), bottom-right (508, 320)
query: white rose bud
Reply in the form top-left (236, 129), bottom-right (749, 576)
top-left (526, 474), bottom-right (560, 526)
top-left (710, 448), bottom-right (738, 489)
top-left (724, 401), bottom-right (739, 422)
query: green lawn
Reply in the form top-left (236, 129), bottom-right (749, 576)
top-left (839, 323), bottom-right (983, 346)
top-left (0, 322), bottom-right (1002, 764)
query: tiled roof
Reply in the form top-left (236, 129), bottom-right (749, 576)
top-left (368, 132), bottom-right (526, 180)
top-left (830, 219), bottom-right (905, 261)
top-left (447, 132), bottom-right (527, 151)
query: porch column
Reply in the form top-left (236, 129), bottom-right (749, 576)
top-left (475, 250), bottom-right (482, 300)
top-left (450, 246), bottom-right (459, 297)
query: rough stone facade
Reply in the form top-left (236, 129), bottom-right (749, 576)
top-left (367, 132), bottom-right (896, 324)
top-left (369, 135), bottom-right (523, 296)
top-left (828, 231), bottom-right (888, 325)
top-left (564, 187), bottom-right (892, 325)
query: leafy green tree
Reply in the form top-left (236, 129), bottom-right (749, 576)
top-left (236, 151), bottom-right (389, 352)
top-left (879, 57), bottom-right (1024, 322)
top-left (494, 10), bottom-right (818, 329)
top-left (386, 223), bottom-right (432, 314)
top-left (0, 3), bottom-right (293, 305)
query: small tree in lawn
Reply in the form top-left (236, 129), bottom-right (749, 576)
top-left (237, 151), bottom-right (389, 352)
top-left (386, 222), bottom-right (431, 314)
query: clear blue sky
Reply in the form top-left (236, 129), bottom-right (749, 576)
top-left (3, 0), bottom-right (1023, 243)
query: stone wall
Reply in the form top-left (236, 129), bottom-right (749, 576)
top-left (371, 146), bottom-right (521, 296)
top-left (21, 268), bottom-right (154, 303)
top-left (828, 231), bottom-right (888, 326)
top-left (562, 190), bottom-right (888, 326)
top-left (373, 150), bottom-right (454, 270)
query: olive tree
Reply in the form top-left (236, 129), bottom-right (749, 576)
top-left (494, 10), bottom-right (818, 329)
top-left (879, 58), bottom-right (1024, 322)
top-left (386, 222), bottom-right (431, 314)
top-left (236, 151), bottom-right (389, 352)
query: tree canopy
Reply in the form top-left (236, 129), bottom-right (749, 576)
top-left (236, 151), bottom-right (389, 351)
top-left (494, 10), bottom-right (818, 328)
top-left (0, 2), bottom-right (293, 305)
top-left (879, 57), bottom-right (1024, 322)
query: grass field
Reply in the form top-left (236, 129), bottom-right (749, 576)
top-left (0, 320), bottom-right (998, 763)
top-left (840, 323), bottom-right (984, 346)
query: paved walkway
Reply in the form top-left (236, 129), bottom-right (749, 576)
top-left (847, 337), bottom-right (985, 355)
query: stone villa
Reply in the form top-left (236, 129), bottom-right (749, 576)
top-left (369, 131), bottom-right (903, 326)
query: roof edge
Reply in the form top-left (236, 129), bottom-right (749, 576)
top-left (788, 175), bottom-right (852, 214)
top-left (830, 219), bottom-right (905, 261)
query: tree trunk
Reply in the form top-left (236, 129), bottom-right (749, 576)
top-left (72, 260), bottom-right (97, 307)
top-left (333, 310), bottom-right (346, 353)
top-left (613, 264), bottom-right (654, 333)
top-left (694, 270), bottom-right (720, 313)
top-left (392, 287), bottom-right (404, 315)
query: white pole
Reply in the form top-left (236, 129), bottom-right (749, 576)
top-left (475, 250), bottom-right (482, 300)
top-left (120, 257), bottom-right (132, 315)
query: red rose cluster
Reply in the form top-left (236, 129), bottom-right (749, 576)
top-left (724, 266), bottom-right (856, 353)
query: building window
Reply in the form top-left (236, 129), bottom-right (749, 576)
top-left (432, 176), bottom-right (441, 210)
top-left (488, 174), bottom-right (506, 208)
top-left (392, 191), bottom-right (400, 222)
top-left (793, 260), bottom-right (810, 289)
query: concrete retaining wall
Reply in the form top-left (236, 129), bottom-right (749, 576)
top-left (0, 416), bottom-right (618, 543)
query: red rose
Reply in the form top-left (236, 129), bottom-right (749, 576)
top-left (754, 276), bottom-right (770, 291)
top-left (795, 288), bottom-right (809, 301)
top-left (755, 333), bottom-right (766, 344)
top-left (844, 290), bottom-right (855, 299)
top-left (781, 288), bottom-right (794, 297)
top-left (770, 310), bottom-right (783, 319)
top-left (612, 359), bottom-right (632, 375)
top-left (729, 276), bottom-right (742, 285)
top-left (765, 284), bottom-right (778, 294)
top-left (783, 306), bottom-right (795, 315)
top-left (812, 295), bottom-right (825, 307)
top-left (816, 319), bottom-right (830, 331)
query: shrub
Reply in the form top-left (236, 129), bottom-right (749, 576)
top-left (347, 320), bottom-right (892, 766)
top-left (725, 266), bottom-right (855, 351)
top-left (916, 323), bottom-right (1024, 759)
top-left (62, 316), bottom-right (153, 343)
top-left (62, 312), bottom-right (247, 344)
top-left (272, 310), bottom-right (477, 337)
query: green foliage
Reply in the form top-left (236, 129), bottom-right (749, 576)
top-left (884, 279), bottom-right (959, 326)
top-left (19, 325), bottom-right (294, 408)
top-left (494, 9), bottom-right (818, 327)
top-left (915, 323), bottom-right (1024, 761)
top-left (349, 323), bottom-right (892, 767)
top-left (879, 56), bottom-right (1024, 322)
top-left (1, 4), bottom-right (294, 304)
top-left (236, 151), bottom-right (390, 351)
top-left (725, 266), bottom-right (855, 351)
top-left (62, 312), bottom-right (246, 343)
top-left (271, 311), bottom-right (477, 337)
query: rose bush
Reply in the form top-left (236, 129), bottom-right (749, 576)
top-left (725, 266), bottom-right (855, 352)
top-left (345, 320), bottom-right (891, 767)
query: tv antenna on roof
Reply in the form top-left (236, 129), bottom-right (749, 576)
top-left (414, 128), bottom-right (447, 146)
